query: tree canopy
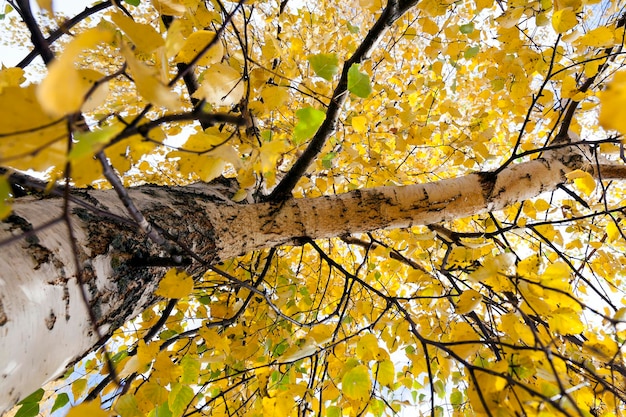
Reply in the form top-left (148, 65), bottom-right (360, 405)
top-left (2, 0), bottom-right (626, 416)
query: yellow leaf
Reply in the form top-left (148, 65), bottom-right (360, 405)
top-left (554, 0), bottom-right (582, 11)
top-left (576, 26), bottom-right (614, 48)
top-left (110, 11), bottom-right (164, 55)
top-left (36, 0), bottom-right (52, 13)
top-left (548, 307), bottom-right (584, 334)
top-left (175, 30), bottom-right (223, 66)
top-left (356, 333), bottom-right (380, 361)
top-left (151, 0), bottom-right (186, 16)
top-left (260, 86), bottom-right (288, 110)
top-left (137, 340), bottom-right (160, 368)
top-left (37, 28), bottom-right (113, 117)
top-left (352, 115), bottom-right (368, 133)
top-left (72, 378), bottom-right (88, 401)
top-left (540, 262), bottom-right (572, 291)
top-left (455, 289), bottom-right (483, 315)
top-left (534, 198), bottom-right (551, 212)
top-left (259, 140), bottom-right (287, 172)
top-left (565, 169), bottom-right (595, 196)
top-left (552, 8), bottom-right (578, 34)
top-left (121, 43), bottom-right (179, 110)
top-left (152, 351), bottom-right (182, 384)
top-left (0, 67), bottom-right (25, 92)
top-left (138, 382), bottom-right (168, 407)
top-left (599, 71), bottom-right (626, 134)
top-left (375, 359), bottom-right (395, 387)
top-left (606, 220), bottom-right (620, 242)
top-left (193, 63), bottom-right (244, 106)
top-left (262, 394), bottom-right (294, 416)
top-left (447, 322), bottom-right (481, 359)
top-left (155, 269), bottom-right (194, 299)
top-left (115, 393), bottom-right (142, 417)
top-left (66, 401), bottom-right (110, 417)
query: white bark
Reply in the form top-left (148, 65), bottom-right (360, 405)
top-left (0, 143), bottom-right (616, 412)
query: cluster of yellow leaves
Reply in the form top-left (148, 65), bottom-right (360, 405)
top-left (5, 0), bottom-right (626, 416)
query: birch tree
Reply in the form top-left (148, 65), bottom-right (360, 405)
top-left (1, 0), bottom-right (626, 416)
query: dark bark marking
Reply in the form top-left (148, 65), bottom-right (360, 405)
top-left (0, 298), bottom-right (6, 326)
top-left (4, 214), bottom-right (55, 269)
top-left (45, 310), bottom-right (56, 330)
top-left (477, 171), bottom-right (497, 201)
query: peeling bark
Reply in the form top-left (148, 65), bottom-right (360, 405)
top-left (0, 143), bottom-right (621, 411)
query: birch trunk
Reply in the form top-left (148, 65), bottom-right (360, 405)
top-left (0, 143), bottom-right (613, 412)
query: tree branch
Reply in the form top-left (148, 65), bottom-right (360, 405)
top-left (268, 0), bottom-right (418, 201)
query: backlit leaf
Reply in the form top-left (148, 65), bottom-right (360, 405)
top-left (168, 384), bottom-right (194, 417)
top-left (155, 269), bottom-right (194, 299)
top-left (341, 365), bottom-right (371, 400)
top-left (193, 63), bottom-right (243, 106)
top-left (111, 11), bottom-right (164, 54)
top-left (566, 169), bottom-right (595, 196)
top-left (347, 64), bottom-right (372, 98)
top-left (37, 28), bottom-right (113, 117)
top-left (599, 71), bottom-right (626, 134)
top-left (307, 53), bottom-right (339, 81)
top-left (180, 356), bottom-right (200, 384)
top-left (552, 8), bottom-right (578, 33)
top-left (459, 23), bottom-right (474, 34)
top-left (259, 140), bottom-right (287, 172)
top-left (175, 30), bottom-right (223, 66)
top-left (455, 289), bottom-right (483, 315)
top-left (293, 107), bottom-right (325, 144)
top-left (122, 43), bottom-right (180, 110)
top-left (68, 124), bottom-right (123, 161)
top-left (606, 221), bottom-right (620, 242)
top-left (351, 115), bottom-right (368, 133)
top-left (577, 26), bottom-right (614, 48)
top-left (375, 359), bottom-right (395, 387)
top-left (548, 308), bottom-right (584, 335)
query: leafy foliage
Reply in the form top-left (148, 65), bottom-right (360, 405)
top-left (3, 0), bottom-right (626, 416)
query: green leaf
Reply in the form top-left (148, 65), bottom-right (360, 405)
top-left (346, 22), bottom-right (359, 34)
top-left (51, 393), bottom-right (70, 413)
top-left (322, 152), bottom-right (336, 169)
top-left (464, 45), bottom-right (480, 59)
top-left (17, 389), bottom-right (44, 405)
top-left (15, 389), bottom-right (44, 417)
top-left (124, 0), bottom-right (141, 5)
top-left (327, 405), bottom-right (341, 417)
top-left (149, 402), bottom-right (172, 417)
top-left (111, 350), bottom-right (129, 364)
top-left (14, 403), bottom-right (39, 417)
top-left (293, 107), bottom-right (325, 144)
top-left (0, 176), bottom-right (12, 220)
top-left (68, 125), bottom-right (121, 161)
top-left (450, 389), bottom-right (463, 407)
top-left (180, 356), bottom-right (200, 384)
top-left (169, 384), bottom-right (194, 417)
top-left (459, 23), bottom-right (474, 34)
top-left (307, 53), bottom-right (339, 81)
top-left (341, 365), bottom-right (371, 400)
top-left (347, 64), bottom-right (372, 98)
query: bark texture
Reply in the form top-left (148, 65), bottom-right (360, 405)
top-left (0, 142), bottom-right (613, 412)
